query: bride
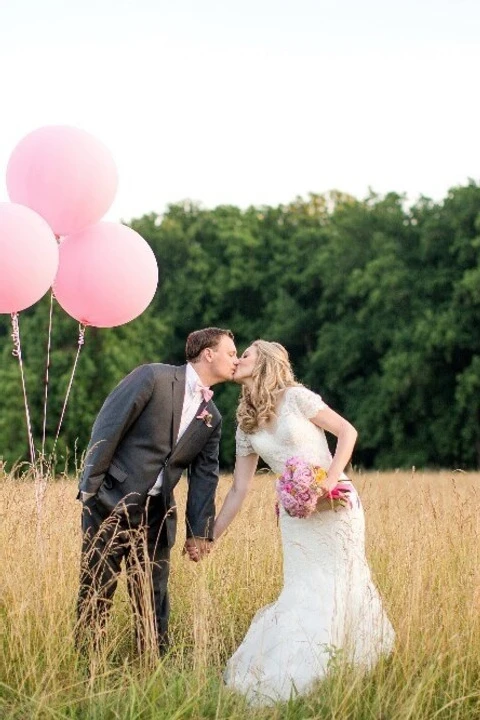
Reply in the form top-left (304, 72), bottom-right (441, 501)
top-left (213, 340), bottom-right (395, 705)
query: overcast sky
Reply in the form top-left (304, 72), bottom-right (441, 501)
top-left (1, 0), bottom-right (479, 223)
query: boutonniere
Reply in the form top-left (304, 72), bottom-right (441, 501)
top-left (197, 408), bottom-right (213, 427)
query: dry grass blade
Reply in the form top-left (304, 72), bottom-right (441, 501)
top-left (1, 469), bottom-right (479, 719)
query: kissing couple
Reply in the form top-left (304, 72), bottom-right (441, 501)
top-left (77, 326), bottom-right (394, 705)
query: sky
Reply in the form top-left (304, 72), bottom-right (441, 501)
top-left (1, 0), bottom-right (479, 223)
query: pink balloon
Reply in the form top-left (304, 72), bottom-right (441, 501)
top-left (0, 203), bottom-right (59, 313)
top-left (6, 126), bottom-right (118, 236)
top-left (53, 222), bottom-right (158, 328)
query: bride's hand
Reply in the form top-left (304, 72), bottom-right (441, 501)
top-left (320, 474), bottom-right (340, 495)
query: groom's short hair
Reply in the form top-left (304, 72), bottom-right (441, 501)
top-left (186, 327), bottom-right (234, 362)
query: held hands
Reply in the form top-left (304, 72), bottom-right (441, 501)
top-left (183, 536), bottom-right (213, 562)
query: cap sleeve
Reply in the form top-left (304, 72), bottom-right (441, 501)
top-left (235, 426), bottom-right (256, 456)
top-left (293, 385), bottom-right (327, 418)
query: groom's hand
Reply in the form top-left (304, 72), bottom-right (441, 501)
top-left (183, 537), bottom-right (212, 562)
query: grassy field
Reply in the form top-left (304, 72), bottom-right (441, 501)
top-left (1, 468), bottom-right (480, 719)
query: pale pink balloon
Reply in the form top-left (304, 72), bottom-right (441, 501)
top-left (53, 222), bottom-right (158, 327)
top-left (6, 126), bottom-right (118, 236)
top-left (0, 203), bottom-right (59, 313)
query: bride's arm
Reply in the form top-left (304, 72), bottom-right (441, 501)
top-left (214, 453), bottom-right (259, 540)
top-left (310, 407), bottom-right (357, 491)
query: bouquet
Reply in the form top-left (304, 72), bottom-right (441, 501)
top-left (276, 456), bottom-right (353, 518)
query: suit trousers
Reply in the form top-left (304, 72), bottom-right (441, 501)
top-left (76, 493), bottom-right (171, 656)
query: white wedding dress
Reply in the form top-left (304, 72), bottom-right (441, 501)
top-left (224, 386), bottom-right (395, 706)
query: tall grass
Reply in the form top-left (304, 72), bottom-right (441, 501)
top-left (1, 469), bottom-right (479, 719)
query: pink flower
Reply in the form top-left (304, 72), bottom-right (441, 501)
top-left (276, 457), bottom-right (355, 518)
top-left (326, 482), bottom-right (355, 509)
top-left (196, 408), bottom-right (213, 427)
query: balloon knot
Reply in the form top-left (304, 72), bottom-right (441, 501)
top-left (10, 313), bottom-right (21, 358)
top-left (78, 324), bottom-right (86, 346)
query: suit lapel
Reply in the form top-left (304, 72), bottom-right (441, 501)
top-left (173, 399), bottom-right (211, 457)
top-left (172, 365), bottom-right (187, 446)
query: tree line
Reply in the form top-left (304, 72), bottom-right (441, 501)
top-left (1, 182), bottom-right (479, 472)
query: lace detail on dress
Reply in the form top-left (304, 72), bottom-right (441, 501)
top-left (236, 426), bottom-right (256, 456)
top-left (235, 387), bottom-right (326, 463)
top-left (225, 384), bottom-right (395, 705)
top-left (292, 385), bottom-right (327, 418)
top-left (235, 386), bottom-right (332, 475)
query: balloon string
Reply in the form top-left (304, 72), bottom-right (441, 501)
top-left (49, 324), bottom-right (86, 464)
top-left (41, 290), bottom-right (55, 475)
top-left (11, 313), bottom-right (36, 468)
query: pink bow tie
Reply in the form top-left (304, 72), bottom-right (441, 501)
top-left (195, 382), bottom-right (213, 403)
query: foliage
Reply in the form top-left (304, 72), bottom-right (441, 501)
top-left (1, 182), bottom-right (480, 470)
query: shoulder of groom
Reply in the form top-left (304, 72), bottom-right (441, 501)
top-left (149, 362), bottom-right (185, 376)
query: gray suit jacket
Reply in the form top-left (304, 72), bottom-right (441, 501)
top-left (78, 363), bottom-right (221, 546)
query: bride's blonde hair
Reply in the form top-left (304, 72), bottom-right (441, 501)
top-left (237, 340), bottom-right (299, 433)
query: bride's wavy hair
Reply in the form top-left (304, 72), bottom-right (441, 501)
top-left (237, 340), bottom-right (299, 433)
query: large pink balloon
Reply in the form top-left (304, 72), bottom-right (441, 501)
top-left (0, 203), bottom-right (59, 313)
top-left (53, 222), bottom-right (158, 327)
top-left (6, 126), bottom-right (118, 236)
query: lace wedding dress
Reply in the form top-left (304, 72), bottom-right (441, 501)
top-left (224, 386), bottom-right (395, 705)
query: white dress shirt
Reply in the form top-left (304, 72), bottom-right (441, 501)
top-left (148, 363), bottom-right (206, 496)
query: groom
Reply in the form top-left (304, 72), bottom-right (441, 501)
top-left (76, 327), bottom-right (238, 655)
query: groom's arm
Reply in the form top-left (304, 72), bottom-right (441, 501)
top-left (79, 365), bottom-right (155, 497)
top-left (185, 419), bottom-right (222, 545)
